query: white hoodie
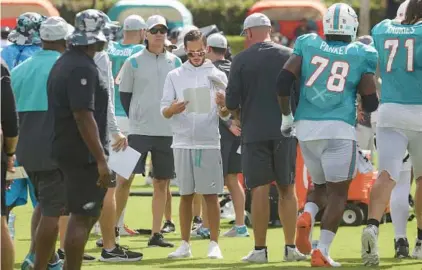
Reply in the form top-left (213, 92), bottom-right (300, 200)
top-left (160, 60), bottom-right (228, 149)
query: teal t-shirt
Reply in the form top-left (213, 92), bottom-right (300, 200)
top-left (107, 41), bottom-right (145, 116)
top-left (11, 50), bottom-right (61, 112)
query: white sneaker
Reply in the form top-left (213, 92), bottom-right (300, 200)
top-left (145, 176), bottom-right (153, 186)
top-left (208, 241), bottom-right (223, 259)
top-left (241, 249), bottom-right (268, 263)
top-left (361, 225), bottom-right (379, 266)
top-left (284, 246), bottom-right (307, 262)
top-left (412, 239), bottom-right (422, 259)
top-left (168, 241), bottom-right (192, 259)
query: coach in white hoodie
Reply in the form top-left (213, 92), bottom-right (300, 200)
top-left (161, 29), bottom-right (228, 260)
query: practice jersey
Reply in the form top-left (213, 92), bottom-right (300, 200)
top-left (372, 19), bottom-right (422, 105)
top-left (293, 33), bottom-right (378, 126)
top-left (1, 44), bottom-right (41, 70)
top-left (107, 41), bottom-right (145, 117)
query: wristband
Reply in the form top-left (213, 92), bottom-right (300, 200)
top-left (282, 113), bottom-right (294, 125)
top-left (6, 152), bottom-right (15, 157)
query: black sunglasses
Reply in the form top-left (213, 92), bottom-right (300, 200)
top-left (149, 27), bottom-right (167, 35)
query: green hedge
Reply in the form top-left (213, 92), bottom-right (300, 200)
top-left (227, 35), bottom-right (245, 56)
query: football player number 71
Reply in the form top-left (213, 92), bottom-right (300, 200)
top-left (384, 39), bottom-right (414, 72)
top-left (305, 56), bottom-right (350, 92)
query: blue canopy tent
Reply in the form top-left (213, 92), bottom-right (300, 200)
top-left (107, 0), bottom-right (193, 30)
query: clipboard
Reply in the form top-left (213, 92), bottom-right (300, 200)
top-left (6, 166), bottom-right (28, 181)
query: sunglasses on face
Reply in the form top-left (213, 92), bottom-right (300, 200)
top-left (187, 51), bottom-right (206, 57)
top-left (149, 27), bottom-right (167, 35)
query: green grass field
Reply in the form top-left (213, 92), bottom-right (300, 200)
top-left (12, 175), bottom-right (422, 270)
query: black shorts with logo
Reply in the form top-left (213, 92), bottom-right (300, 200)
top-left (28, 169), bottom-right (68, 217)
top-left (128, 135), bottom-right (175, 180)
top-left (242, 137), bottom-right (297, 189)
top-left (59, 163), bottom-right (107, 217)
top-left (221, 139), bottom-right (241, 177)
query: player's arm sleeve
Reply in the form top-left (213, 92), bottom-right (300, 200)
top-left (226, 56), bottom-right (242, 111)
top-left (161, 73), bottom-right (176, 118)
top-left (119, 58), bottom-right (134, 116)
top-left (67, 67), bottom-right (96, 112)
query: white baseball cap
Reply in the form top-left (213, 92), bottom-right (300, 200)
top-left (123, 15), bottom-right (146, 31)
top-left (146, 15), bottom-right (168, 30)
top-left (207, 33), bottom-right (227, 49)
top-left (396, 0), bottom-right (409, 21)
top-left (164, 39), bottom-right (177, 49)
top-left (40, 16), bottom-right (74, 41)
top-left (241, 13), bottom-right (271, 35)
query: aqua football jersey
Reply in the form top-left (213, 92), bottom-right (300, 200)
top-left (107, 41), bottom-right (145, 116)
top-left (372, 19), bottom-right (422, 105)
top-left (293, 33), bottom-right (378, 126)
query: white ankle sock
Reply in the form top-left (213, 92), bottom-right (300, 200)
top-left (317, 230), bottom-right (335, 255)
top-left (304, 202), bottom-right (319, 224)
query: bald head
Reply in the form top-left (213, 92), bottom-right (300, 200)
top-left (245, 26), bottom-right (272, 43)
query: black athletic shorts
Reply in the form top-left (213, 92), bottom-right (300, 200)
top-left (242, 137), bottom-right (297, 189)
top-left (1, 162), bottom-right (6, 216)
top-left (221, 139), bottom-right (241, 176)
top-left (58, 163), bottom-right (107, 217)
top-left (28, 169), bottom-right (68, 217)
top-left (128, 135), bottom-right (175, 180)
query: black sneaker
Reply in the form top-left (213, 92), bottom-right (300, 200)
top-left (161, 220), bottom-right (176, 233)
top-left (148, 233), bottom-right (174, 248)
top-left (192, 216), bottom-right (202, 231)
top-left (394, 238), bottom-right (410, 258)
top-left (57, 249), bottom-right (96, 262)
top-left (99, 245), bottom-right (143, 262)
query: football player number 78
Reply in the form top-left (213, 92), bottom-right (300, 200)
top-left (305, 56), bottom-right (350, 92)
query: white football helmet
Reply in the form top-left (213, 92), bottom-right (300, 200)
top-left (323, 3), bottom-right (359, 40)
top-left (396, 0), bottom-right (409, 21)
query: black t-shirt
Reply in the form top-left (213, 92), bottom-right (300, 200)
top-left (1, 63), bottom-right (18, 163)
top-left (47, 48), bottom-right (108, 165)
top-left (213, 59), bottom-right (238, 142)
top-left (226, 42), bottom-right (298, 143)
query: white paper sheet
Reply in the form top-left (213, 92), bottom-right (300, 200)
top-left (108, 146), bottom-right (141, 180)
top-left (6, 166), bottom-right (28, 180)
top-left (183, 87), bottom-right (212, 114)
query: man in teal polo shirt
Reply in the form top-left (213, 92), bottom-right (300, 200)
top-left (11, 16), bottom-right (72, 270)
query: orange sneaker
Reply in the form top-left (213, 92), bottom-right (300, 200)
top-left (296, 212), bottom-right (312, 255)
top-left (311, 249), bottom-right (341, 267)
